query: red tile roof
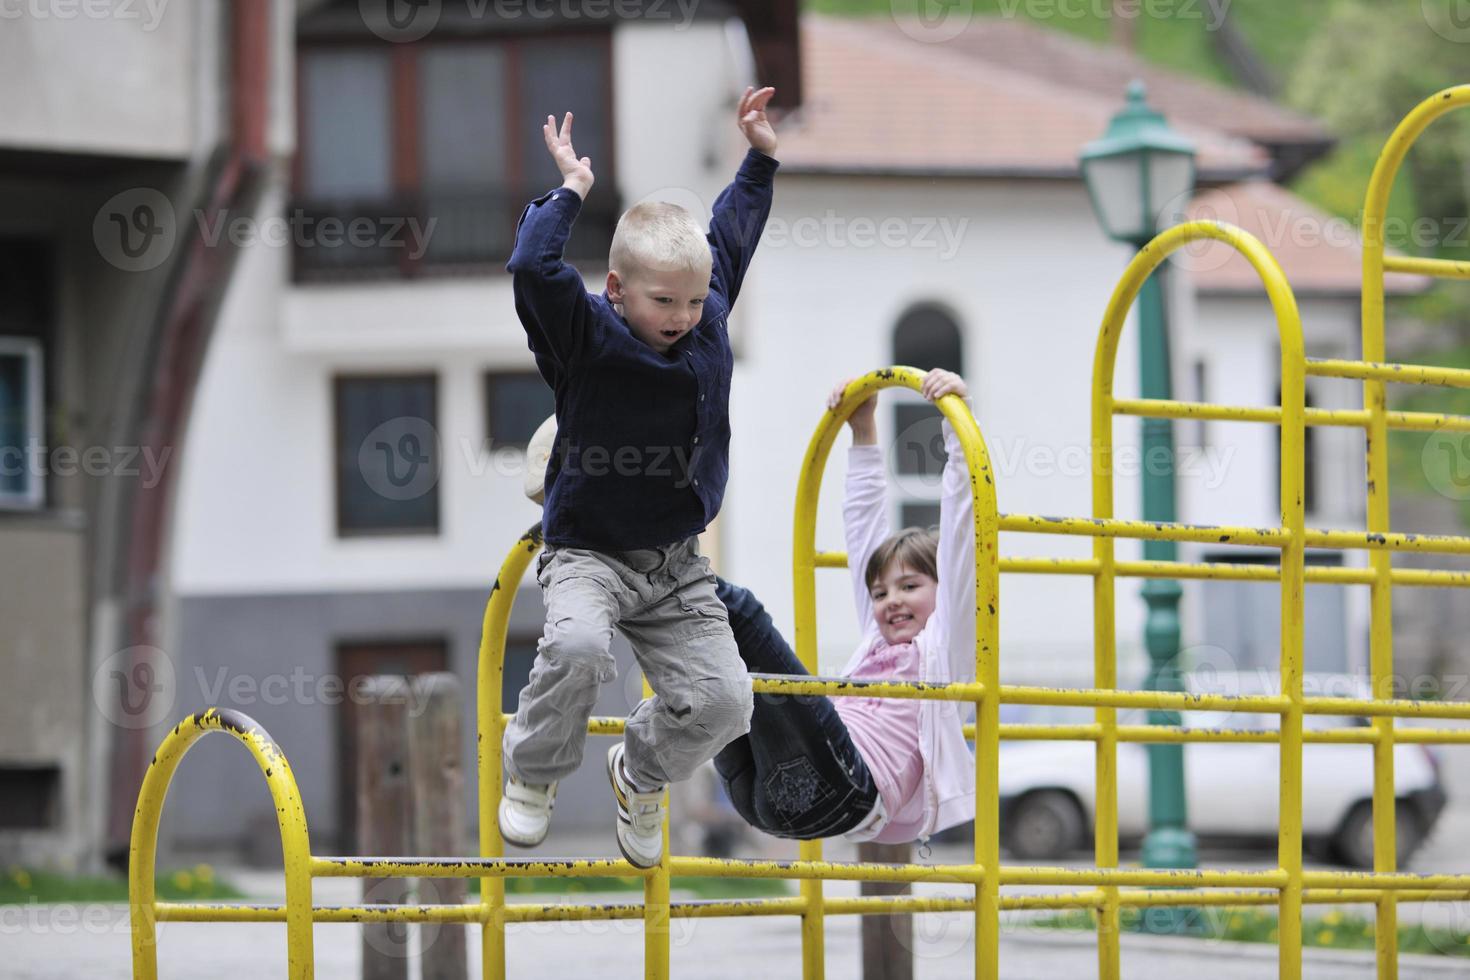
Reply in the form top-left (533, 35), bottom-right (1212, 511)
top-left (894, 15), bottom-right (1331, 148)
top-left (1185, 181), bottom-right (1429, 296)
top-left (778, 15), bottom-right (1270, 179)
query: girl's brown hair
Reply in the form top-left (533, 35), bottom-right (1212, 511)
top-left (863, 526), bottom-right (939, 592)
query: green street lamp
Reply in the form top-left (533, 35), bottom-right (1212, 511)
top-left (1081, 82), bottom-right (1199, 882)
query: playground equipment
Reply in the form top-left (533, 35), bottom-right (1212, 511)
top-left (129, 86), bottom-right (1470, 980)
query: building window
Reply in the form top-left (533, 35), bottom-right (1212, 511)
top-left (484, 371), bottom-right (554, 450)
top-left (0, 338), bottom-right (44, 511)
top-left (334, 375), bottom-right (440, 535)
top-left (899, 501), bottom-right (940, 531)
top-left (892, 305), bottom-right (964, 479)
top-left (0, 765), bottom-right (61, 829)
top-left (501, 638), bottom-right (539, 714)
top-left (1200, 550), bottom-right (1347, 673)
top-left (294, 36), bottom-right (617, 281)
top-left (891, 306), bottom-right (964, 527)
top-left (1275, 384), bottom-right (1317, 516)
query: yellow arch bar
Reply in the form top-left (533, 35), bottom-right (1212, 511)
top-left (1360, 83), bottom-right (1470, 979)
top-left (1089, 219), bottom-right (1306, 980)
top-left (128, 709), bottom-right (315, 979)
top-left (792, 366), bottom-right (1001, 980)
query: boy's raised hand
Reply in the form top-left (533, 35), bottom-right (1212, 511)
top-left (737, 86), bottom-right (778, 158)
top-left (543, 112), bottom-right (594, 199)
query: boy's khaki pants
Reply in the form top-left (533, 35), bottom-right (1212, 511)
top-left (503, 537), bottom-right (753, 791)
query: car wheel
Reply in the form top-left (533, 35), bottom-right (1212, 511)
top-left (1005, 790), bottom-right (1086, 860)
top-left (1332, 801), bottom-right (1424, 870)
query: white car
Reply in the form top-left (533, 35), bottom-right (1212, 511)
top-left (996, 673), bottom-right (1447, 868)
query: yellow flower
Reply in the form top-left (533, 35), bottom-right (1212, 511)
top-left (193, 864), bottom-right (214, 885)
top-left (10, 868), bottom-right (32, 891)
top-left (171, 870), bottom-right (194, 892)
top-left (1317, 929), bottom-right (1335, 945)
top-left (1323, 910), bottom-right (1343, 926)
top-left (1229, 914), bottom-right (1245, 931)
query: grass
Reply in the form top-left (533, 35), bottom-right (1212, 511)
top-left (0, 864), bottom-right (244, 904)
top-left (1031, 905), bottom-right (1470, 957)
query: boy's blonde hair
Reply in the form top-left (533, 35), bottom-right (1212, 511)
top-left (609, 202), bottom-right (712, 281)
top-left (864, 527), bottom-right (940, 592)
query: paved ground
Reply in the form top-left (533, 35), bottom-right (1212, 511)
top-left (8, 807), bottom-right (1470, 978)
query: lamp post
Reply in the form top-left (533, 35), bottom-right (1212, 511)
top-left (1081, 82), bottom-right (1199, 878)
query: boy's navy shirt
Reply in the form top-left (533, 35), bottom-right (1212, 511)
top-left (509, 149), bottom-right (778, 552)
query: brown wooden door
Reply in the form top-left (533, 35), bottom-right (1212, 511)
top-left (336, 638), bottom-right (448, 852)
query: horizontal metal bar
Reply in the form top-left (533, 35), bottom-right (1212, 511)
top-left (1301, 695), bottom-right (1470, 721)
top-left (998, 513), bottom-right (1289, 546)
top-left (999, 514), bottom-right (1470, 557)
top-left (156, 902), bottom-right (488, 924)
top-left (999, 686), bottom-right (1288, 714)
top-left (834, 552), bottom-right (1470, 588)
top-left (667, 857), bottom-right (987, 885)
top-left (311, 857), bottom-right (643, 879)
top-left (1307, 357), bottom-right (1470, 389)
top-left (1302, 870), bottom-right (1470, 890)
top-left (153, 884), bottom-right (1470, 926)
top-left (986, 723), bottom-right (1470, 745)
top-left (750, 674), bottom-right (986, 703)
top-left (1383, 254), bottom-right (1470, 279)
top-left (1112, 398), bottom-right (1368, 428)
top-left (999, 867), bottom-right (1289, 888)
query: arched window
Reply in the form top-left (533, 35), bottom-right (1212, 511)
top-left (891, 304), bottom-right (964, 528)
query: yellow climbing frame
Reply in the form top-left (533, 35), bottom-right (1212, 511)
top-left (127, 86), bottom-right (1470, 980)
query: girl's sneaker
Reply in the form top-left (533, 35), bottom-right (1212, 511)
top-left (499, 775), bottom-right (556, 847)
top-left (606, 743), bottom-right (665, 868)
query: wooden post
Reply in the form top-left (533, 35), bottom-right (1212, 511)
top-left (859, 841), bottom-right (913, 980)
top-left (357, 676), bottom-right (412, 980)
top-left (410, 672), bottom-right (468, 980)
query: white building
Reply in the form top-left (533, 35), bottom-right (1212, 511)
top-left (155, 8), bottom-right (1425, 852)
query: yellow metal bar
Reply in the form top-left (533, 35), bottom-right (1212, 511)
top-left (1000, 685), bottom-right (1287, 713)
top-left (1304, 870), bottom-right (1470, 890)
top-left (750, 673), bottom-right (988, 702)
top-left (1306, 356), bottom-right (1470, 389)
top-left (986, 723), bottom-right (1470, 744)
top-left (999, 512), bottom-right (1289, 546)
top-left (646, 802), bottom-right (671, 980)
top-left (1359, 85), bottom-right (1470, 980)
top-left (128, 709), bottom-right (315, 980)
top-left (797, 367), bottom-right (1002, 980)
top-left (1113, 396), bottom-right (1470, 436)
top-left (1112, 397), bottom-right (1368, 428)
top-left (312, 856), bottom-right (643, 878)
top-left (824, 550), bottom-right (1470, 587)
top-left (477, 526), bottom-right (541, 980)
top-left (1089, 218), bottom-right (1308, 980)
top-left (1303, 527), bottom-right (1470, 555)
top-left (1382, 254), bottom-right (1470, 278)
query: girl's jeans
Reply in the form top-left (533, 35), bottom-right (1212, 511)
top-left (712, 578), bottom-right (880, 839)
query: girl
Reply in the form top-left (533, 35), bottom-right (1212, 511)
top-left (713, 367), bottom-right (977, 843)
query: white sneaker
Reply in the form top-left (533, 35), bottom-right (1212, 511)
top-left (499, 775), bottom-right (556, 847)
top-left (607, 743), bottom-right (666, 869)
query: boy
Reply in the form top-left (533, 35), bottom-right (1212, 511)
top-left (500, 88), bottom-right (779, 868)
